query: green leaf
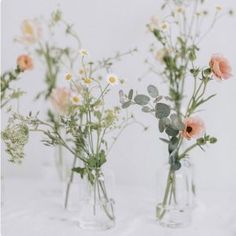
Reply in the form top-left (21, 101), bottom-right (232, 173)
top-left (159, 138), bottom-right (170, 144)
top-left (134, 94), bottom-right (150, 106)
top-left (165, 127), bottom-right (179, 137)
top-left (155, 103), bottom-right (170, 119)
top-left (128, 89), bottom-right (134, 100)
top-left (122, 101), bottom-right (132, 109)
top-left (147, 85), bottom-right (159, 98)
top-left (72, 167), bottom-right (86, 178)
top-left (87, 157), bottom-right (97, 168)
top-left (168, 137), bottom-right (179, 154)
top-left (158, 119), bottom-right (165, 133)
top-left (98, 150), bottom-right (106, 166)
top-left (171, 161), bottom-right (181, 171)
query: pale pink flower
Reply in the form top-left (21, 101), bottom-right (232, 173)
top-left (181, 117), bottom-right (205, 140)
top-left (16, 19), bottom-right (42, 45)
top-left (50, 87), bottom-right (71, 115)
top-left (209, 54), bottom-right (232, 80)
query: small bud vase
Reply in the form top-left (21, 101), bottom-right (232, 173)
top-left (65, 168), bottom-right (115, 230)
top-left (156, 159), bottom-right (195, 228)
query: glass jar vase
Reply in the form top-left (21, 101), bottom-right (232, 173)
top-left (64, 168), bottom-right (115, 230)
top-left (156, 159), bottom-right (195, 228)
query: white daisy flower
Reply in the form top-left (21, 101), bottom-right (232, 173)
top-left (82, 77), bottom-right (93, 85)
top-left (216, 5), bottom-right (223, 12)
top-left (106, 74), bottom-right (119, 86)
top-left (64, 73), bottom-right (72, 81)
top-left (79, 49), bottom-right (89, 57)
top-left (159, 21), bottom-right (170, 32)
top-left (70, 94), bottom-right (81, 105)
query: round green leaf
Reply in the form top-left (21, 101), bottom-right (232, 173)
top-left (122, 101), bottom-right (132, 109)
top-left (147, 85), bottom-right (159, 98)
top-left (155, 103), bottom-right (170, 119)
top-left (134, 94), bottom-right (150, 106)
top-left (165, 127), bottom-right (179, 137)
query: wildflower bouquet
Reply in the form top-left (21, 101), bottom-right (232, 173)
top-left (121, 0), bottom-right (232, 227)
top-left (15, 10), bottom-right (137, 182)
top-left (2, 48), bottom-right (140, 228)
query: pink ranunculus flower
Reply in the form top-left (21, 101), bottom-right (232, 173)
top-left (17, 54), bottom-right (33, 71)
top-left (181, 117), bottom-right (205, 140)
top-left (50, 87), bottom-right (71, 115)
top-left (209, 54), bottom-right (232, 80)
top-left (16, 19), bottom-right (42, 45)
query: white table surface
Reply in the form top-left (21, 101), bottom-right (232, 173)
top-left (2, 178), bottom-right (236, 236)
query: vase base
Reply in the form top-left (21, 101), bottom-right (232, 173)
top-left (78, 219), bottom-right (115, 231)
top-left (156, 203), bottom-right (192, 228)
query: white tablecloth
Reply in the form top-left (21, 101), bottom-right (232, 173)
top-left (2, 178), bottom-right (236, 236)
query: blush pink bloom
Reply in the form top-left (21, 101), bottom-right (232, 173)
top-left (16, 19), bottom-right (42, 45)
top-left (209, 54), bottom-right (232, 80)
top-left (181, 117), bottom-right (205, 140)
top-left (50, 87), bottom-right (71, 115)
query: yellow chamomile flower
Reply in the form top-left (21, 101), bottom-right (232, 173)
top-left (65, 73), bottom-right (72, 81)
top-left (71, 95), bottom-right (81, 106)
top-left (79, 69), bottom-right (85, 75)
top-left (159, 21), bottom-right (169, 32)
top-left (216, 5), bottom-right (223, 12)
top-left (175, 6), bottom-right (185, 16)
top-left (83, 77), bottom-right (93, 85)
top-left (79, 49), bottom-right (89, 57)
top-left (106, 74), bottom-right (119, 86)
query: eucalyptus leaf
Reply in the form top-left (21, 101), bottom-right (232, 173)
top-left (159, 138), bottom-right (170, 144)
top-left (168, 137), bottom-right (179, 154)
top-left (134, 94), bottom-right (150, 106)
top-left (165, 127), bottom-right (179, 137)
top-left (155, 103), bottom-right (170, 119)
top-left (159, 119), bottom-right (165, 133)
top-left (147, 85), bottom-right (159, 98)
top-left (171, 161), bottom-right (181, 171)
top-left (122, 101), bottom-right (132, 109)
top-left (128, 89), bottom-right (134, 100)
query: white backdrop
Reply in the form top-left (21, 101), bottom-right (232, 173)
top-left (2, 0), bottom-right (236, 194)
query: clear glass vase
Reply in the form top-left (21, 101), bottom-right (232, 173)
top-left (65, 168), bottom-right (115, 230)
top-left (156, 159), bottom-right (195, 228)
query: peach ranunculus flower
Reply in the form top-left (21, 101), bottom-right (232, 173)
top-left (16, 19), bottom-right (42, 45)
top-left (17, 54), bottom-right (33, 71)
top-left (50, 87), bottom-right (71, 115)
top-left (181, 117), bottom-right (205, 140)
top-left (209, 54), bottom-right (232, 80)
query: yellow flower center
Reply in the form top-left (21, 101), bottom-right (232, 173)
top-left (65, 73), bottom-right (72, 81)
top-left (72, 96), bottom-right (80, 104)
top-left (109, 76), bottom-right (116, 84)
top-left (84, 78), bottom-right (92, 84)
top-left (23, 22), bottom-right (34, 35)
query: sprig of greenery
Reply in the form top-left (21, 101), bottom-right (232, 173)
top-left (1, 66), bottom-right (25, 108)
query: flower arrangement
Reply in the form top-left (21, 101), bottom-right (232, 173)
top-left (1, 54), bottom-right (33, 108)
top-left (14, 10), bottom-right (138, 182)
top-left (2, 44), bottom-right (142, 227)
top-left (120, 0), bottom-right (233, 226)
